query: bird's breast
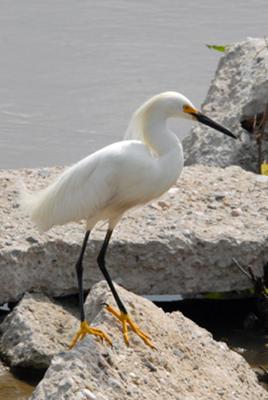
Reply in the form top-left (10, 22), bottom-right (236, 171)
top-left (109, 145), bottom-right (183, 211)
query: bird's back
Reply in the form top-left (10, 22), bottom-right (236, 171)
top-left (21, 140), bottom-right (164, 231)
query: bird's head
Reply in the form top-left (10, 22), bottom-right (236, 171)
top-left (157, 92), bottom-right (237, 139)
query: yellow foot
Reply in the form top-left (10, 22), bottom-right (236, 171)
top-left (69, 321), bottom-right (112, 349)
top-left (105, 305), bottom-right (156, 349)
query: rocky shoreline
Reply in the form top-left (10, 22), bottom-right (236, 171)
top-left (0, 37), bottom-right (268, 398)
top-left (183, 37), bottom-right (268, 171)
top-left (1, 282), bottom-right (267, 399)
top-left (1, 164), bottom-right (267, 304)
top-left (0, 163), bottom-right (267, 398)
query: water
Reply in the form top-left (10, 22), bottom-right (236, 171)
top-left (0, 0), bottom-right (267, 168)
top-left (0, 359), bottom-right (42, 400)
top-left (0, 2), bottom-right (268, 397)
top-left (0, 371), bottom-right (35, 400)
top-left (159, 297), bottom-right (268, 389)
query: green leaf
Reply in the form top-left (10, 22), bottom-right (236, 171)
top-left (206, 44), bottom-right (228, 53)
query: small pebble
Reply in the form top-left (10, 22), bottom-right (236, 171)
top-left (78, 389), bottom-right (96, 400)
top-left (213, 192), bottom-right (227, 200)
top-left (207, 203), bottom-right (218, 210)
top-left (107, 377), bottom-right (122, 389)
top-left (26, 236), bottom-right (38, 244)
top-left (157, 200), bottom-right (170, 209)
top-left (231, 208), bottom-right (242, 217)
top-left (144, 360), bottom-right (157, 372)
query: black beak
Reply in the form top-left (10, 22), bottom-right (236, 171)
top-left (195, 112), bottom-right (237, 139)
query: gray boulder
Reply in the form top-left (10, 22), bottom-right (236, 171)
top-left (29, 281), bottom-right (267, 400)
top-left (0, 165), bottom-right (267, 302)
top-left (183, 37), bottom-right (268, 171)
top-left (0, 360), bottom-right (8, 375)
top-left (0, 292), bottom-right (78, 369)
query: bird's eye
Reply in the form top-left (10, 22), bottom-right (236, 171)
top-left (183, 105), bottom-right (191, 113)
top-left (183, 104), bottom-right (197, 115)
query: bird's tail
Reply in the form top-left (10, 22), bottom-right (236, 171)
top-left (19, 179), bottom-right (55, 232)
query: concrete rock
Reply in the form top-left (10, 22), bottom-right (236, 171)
top-left (183, 37), bottom-right (268, 171)
top-left (30, 281), bottom-right (268, 400)
top-left (0, 165), bottom-right (267, 302)
top-left (0, 293), bottom-right (78, 369)
top-left (0, 360), bottom-right (8, 375)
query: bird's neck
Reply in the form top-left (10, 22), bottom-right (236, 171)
top-left (142, 109), bottom-right (181, 157)
top-left (141, 109), bottom-right (184, 190)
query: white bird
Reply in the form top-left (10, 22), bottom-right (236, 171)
top-left (21, 91), bottom-right (236, 348)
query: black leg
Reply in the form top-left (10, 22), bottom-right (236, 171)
top-left (76, 230), bottom-right (90, 322)
top-left (97, 229), bottom-right (128, 314)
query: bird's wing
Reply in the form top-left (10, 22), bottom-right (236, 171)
top-left (21, 146), bottom-right (118, 231)
top-left (21, 140), bottom-right (158, 231)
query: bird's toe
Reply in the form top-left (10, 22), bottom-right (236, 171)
top-left (105, 304), bottom-right (156, 349)
top-left (69, 320), bottom-right (112, 349)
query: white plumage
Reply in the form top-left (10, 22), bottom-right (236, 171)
top-left (20, 91), bottom-right (236, 349)
top-left (21, 92), bottom-right (187, 231)
top-left (21, 91), bottom-right (235, 232)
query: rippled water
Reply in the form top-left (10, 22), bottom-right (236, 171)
top-left (0, 1), bottom-right (268, 397)
top-left (0, 0), bottom-right (267, 168)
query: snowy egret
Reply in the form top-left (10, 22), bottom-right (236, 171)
top-left (21, 92), bottom-right (236, 349)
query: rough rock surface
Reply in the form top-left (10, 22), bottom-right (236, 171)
top-left (30, 281), bottom-right (267, 400)
top-left (0, 165), bottom-right (267, 303)
top-left (0, 293), bottom-right (78, 369)
top-left (0, 360), bottom-right (7, 375)
top-left (183, 37), bottom-right (268, 171)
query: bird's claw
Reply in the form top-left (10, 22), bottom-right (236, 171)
top-left (69, 321), bottom-right (112, 349)
top-left (105, 304), bottom-right (156, 349)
